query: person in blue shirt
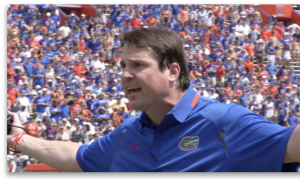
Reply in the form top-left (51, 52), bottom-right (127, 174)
top-left (205, 60), bottom-right (217, 86)
top-left (168, 16), bottom-right (178, 30)
top-left (59, 99), bottom-right (71, 121)
top-left (49, 101), bottom-right (62, 123)
top-left (266, 60), bottom-right (278, 77)
top-left (50, 10), bottom-right (61, 28)
top-left (95, 107), bottom-right (111, 126)
top-left (40, 54), bottom-right (50, 69)
top-left (288, 68), bottom-right (298, 84)
top-left (32, 91), bottom-right (48, 120)
top-left (54, 60), bottom-right (67, 79)
top-left (7, 27), bottom-right (300, 172)
top-left (239, 90), bottom-right (249, 108)
top-left (87, 36), bottom-right (101, 55)
top-left (287, 110), bottom-right (299, 127)
top-left (32, 62), bottom-right (45, 88)
top-left (86, 94), bottom-right (99, 114)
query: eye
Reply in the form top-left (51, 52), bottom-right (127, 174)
top-left (133, 63), bottom-right (141, 67)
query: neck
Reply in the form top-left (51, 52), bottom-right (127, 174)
top-left (146, 88), bottom-right (187, 126)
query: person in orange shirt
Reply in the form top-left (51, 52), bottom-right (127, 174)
top-left (243, 57), bottom-right (254, 73)
top-left (202, 27), bottom-right (212, 43)
top-left (7, 82), bottom-right (19, 111)
top-left (257, 65), bottom-right (269, 82)
top-left (78, 35), bottom-right (86, 53)
top-left (250, 22), bottom-right (260, 31)
top-left (73, 60), bottom-right (86, 76)
top-left (260, 26), bottom-right (271, 42)
top-left (216, 60), bottom-right (225, 81)
top-left (130, 14), bottom-right (142, 28)
top-left (70, 100), bottom-right (82, 120)
top-left (81, 104), bottom-right (93, 121)
top-left (180, 6), bottom-right (188, 24)
top-left (23, 116), bottom-right (41, 137)
top-left (27, 36), bottom-right (40, 48)
top-left (146, 12), bottom-right (156, 27)
top-left (244, 41), bottom-right (255, 58)
top-left (7, 62), bottom-right (16, 81)
top-left (37, 22), bottom-right (48, 35)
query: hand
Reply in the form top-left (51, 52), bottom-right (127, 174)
top-left (7, 111), bottom-right (24, 149)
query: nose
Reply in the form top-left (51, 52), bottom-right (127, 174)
top-left (121, 67), bottom-right (134, 81)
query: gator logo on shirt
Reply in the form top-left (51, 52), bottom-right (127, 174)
top-left (179, 136), bottom-right (199, 151)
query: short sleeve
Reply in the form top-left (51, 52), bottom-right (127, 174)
top-left (76, 126), bottom-right (120, 172)
top-left (223, 105), bottom-right (297, 172)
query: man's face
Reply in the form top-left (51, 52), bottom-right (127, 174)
top-left (121, 44), bottom-right (173, 112)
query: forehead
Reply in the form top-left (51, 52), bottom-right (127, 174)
top-left (120, 44), bottom-right (157, 64)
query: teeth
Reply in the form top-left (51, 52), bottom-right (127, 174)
top-left (127, 87), bottom-right (140, 90)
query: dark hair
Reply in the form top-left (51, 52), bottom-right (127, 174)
top-left (120, 27), bottom-right (190, 91)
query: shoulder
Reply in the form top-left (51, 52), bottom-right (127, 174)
top-left (193, 97), bottom-right (252, 129)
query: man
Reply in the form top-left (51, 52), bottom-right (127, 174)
top-left (23, 116), bottom-right (41, 138)
top-left (95, 107), bottom-right (111, 126)
top-left (32, 91), bottom-right (48, 120)
top-left (58, 21), bottom-right (71, 37)
top-left (56, 126), bottom-right (69, 141)
top-left (7, 82), bottom-right (19, 111)
top-left (54, 59), bottom-right (67, 79)
top-left (17, 106), bottom-right (30, 125)
top-left (7, 27), bottom-right (300, 172)
top-left (49, 101), bottom-right (62, 123)
top-left (9, 152), bottom-right (29, 172)
top-left (205, 59), bottom-right (217, 86)
top-left (32, 61), bottom-right (45, 88)
top-left (44, 122), bottom-right (57, 141)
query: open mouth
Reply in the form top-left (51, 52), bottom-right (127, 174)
top-left (128, 87), bottom-right (141, 95)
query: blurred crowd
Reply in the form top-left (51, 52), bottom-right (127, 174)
top-left (6, 4), bottom-right (300, 169)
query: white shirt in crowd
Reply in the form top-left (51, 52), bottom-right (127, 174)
top-left (287, 24), bottom-right (300, 34)
top-left (58, 26), bottom-right (71, 37)
top-left (17, 96), bottom-right (31, 112)
top-left (208, 92), bottom-right (219, 100)
top-left (14, 155), bottom-right (29, 172)
top-left (17, 110), bottom-right (30, 124)
top-left (56, 131), bottom-right (69, 141)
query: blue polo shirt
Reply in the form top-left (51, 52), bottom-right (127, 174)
top-left (76, 85), bottom-right (299, 172)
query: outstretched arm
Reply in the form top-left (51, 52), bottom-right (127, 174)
top-left (7, 111), bottom-right (83, 172)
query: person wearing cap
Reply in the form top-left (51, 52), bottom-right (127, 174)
top-left (119, 92), bottom-right (128, 105)
top-left (56, 126), bottom-right (70, 141)
top-left (7, 27), bottom-right (300, 172)
top-left (32, 90), bottom-right (48, 120)
top-left (207, 88), bottom-right (218, 100)
top-left (23, 113), bottom-right (41, 138)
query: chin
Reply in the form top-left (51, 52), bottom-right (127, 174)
top-left (128, 101), bottom-right (143, 111)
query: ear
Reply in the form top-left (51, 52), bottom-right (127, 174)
top-left (169, 63), bottom-right (180, 82)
